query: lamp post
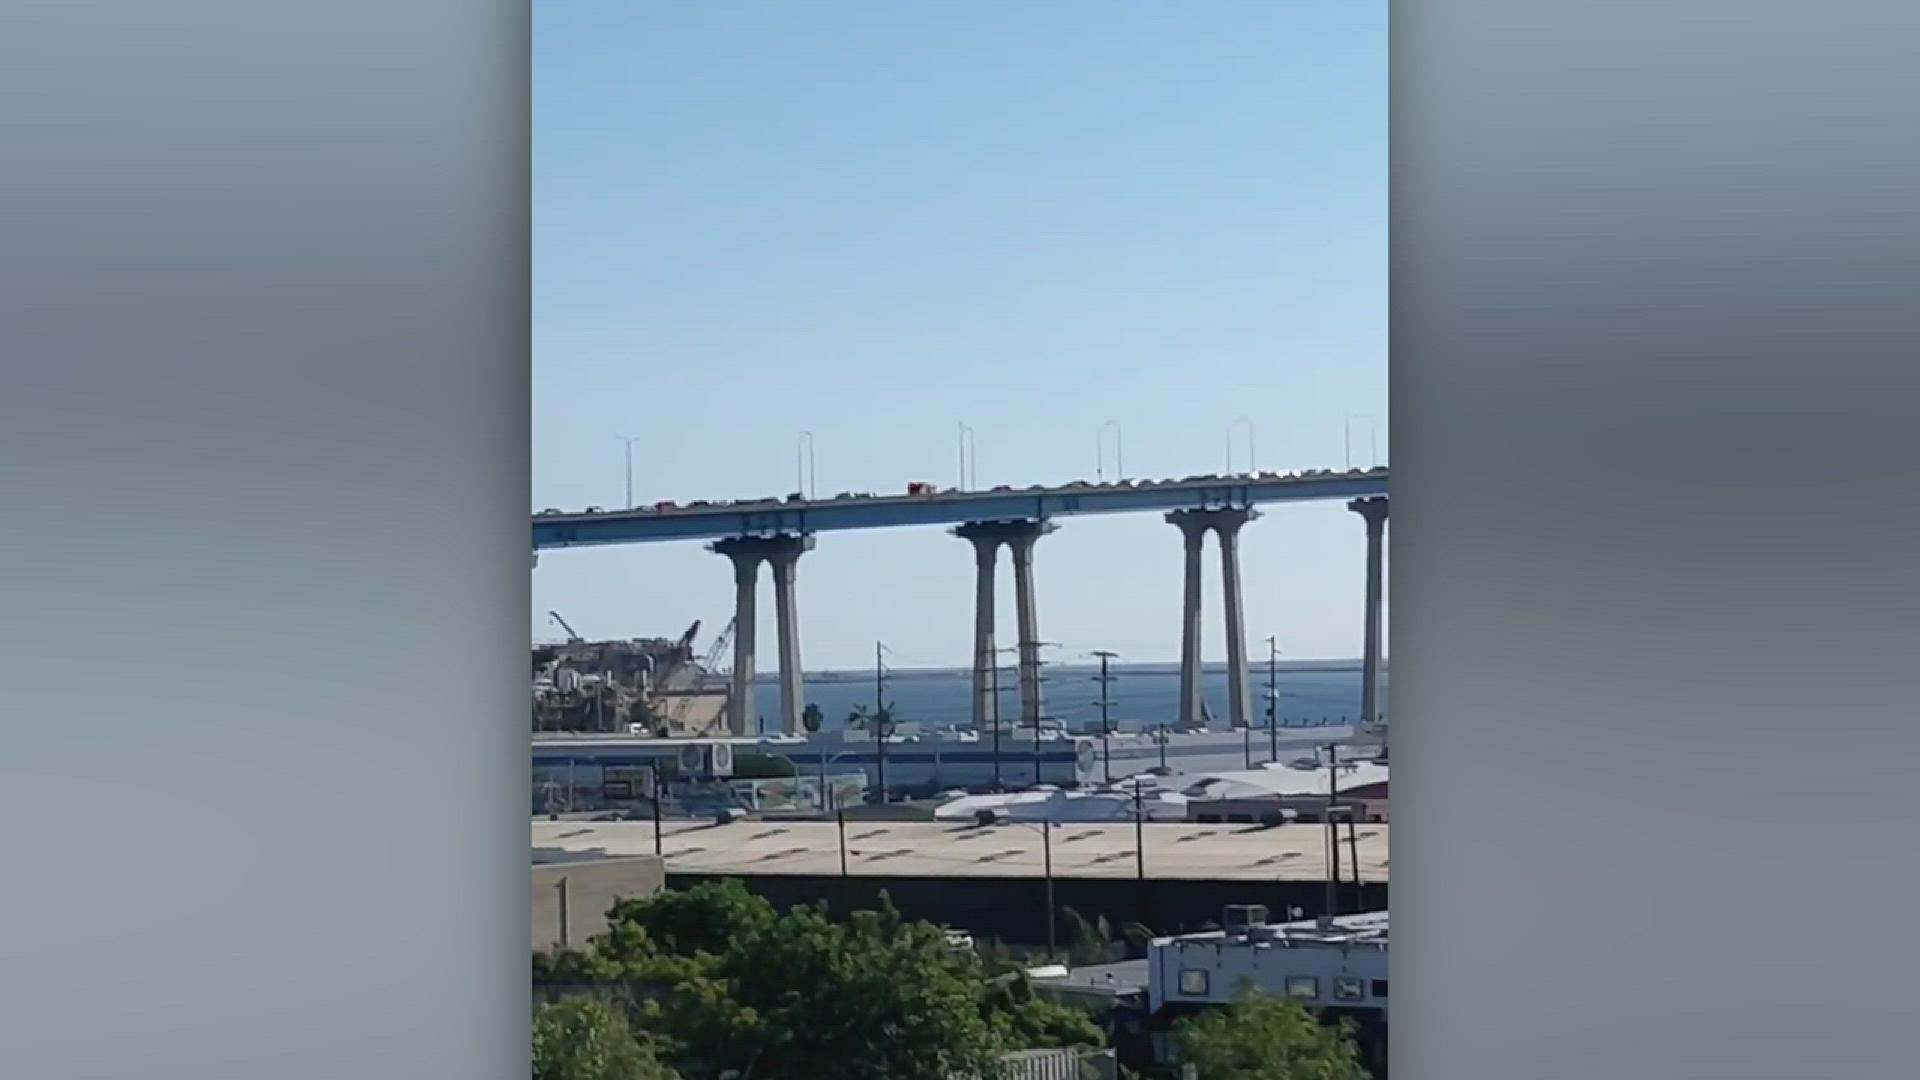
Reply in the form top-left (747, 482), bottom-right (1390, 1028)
top-left (1226, 416), bottom-right (1255, 473)
top-left (616, 435), bottom-right (641, 508)
top-left (796, 430), bottom-right (816, 500)
top-left (1097, 421), bottom-right (1123, 482)
top-left (1345, 414), bottom-right (1379, 470)
top-left (957, 423), bottom-right (978, 491)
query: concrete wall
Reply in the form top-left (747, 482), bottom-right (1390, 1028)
top-left (532, 856), bottom-right (666, 950)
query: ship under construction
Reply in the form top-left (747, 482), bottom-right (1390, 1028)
top-left (531, 611), bottom-right (737, 738)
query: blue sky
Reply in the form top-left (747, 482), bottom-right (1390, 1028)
top-left (533, 2), bottom-right (1386, 668)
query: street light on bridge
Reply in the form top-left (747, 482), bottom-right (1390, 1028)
top-left (796, 430), bottom-right (816, 500)
top-left (616, 435), bottom-right (642, 508)
top-left (1226, 416), bottom-right (1256, 473)
top-left (1097, 421), bottom-right (1123, 482)
top-left (957, 422), bottom-right (978, 491)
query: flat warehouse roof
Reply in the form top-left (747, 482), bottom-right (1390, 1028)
top-left (530, 819), bottom-right (1389, 882)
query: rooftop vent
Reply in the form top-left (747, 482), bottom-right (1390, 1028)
top-left (1223, 904), bottom-right (1269, 935)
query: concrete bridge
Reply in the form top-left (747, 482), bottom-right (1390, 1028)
top-left (532, 468), bottom-right (1388, 753)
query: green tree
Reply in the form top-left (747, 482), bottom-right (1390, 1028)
top-left (713, 898), bottom-right (1004, 1080)
top-left (1171, 990), bottom-right (1368, 1080)
top-left (603, 880), bottom-right (777, 959)
top-left (532, 997), bottom-right (677, 1080)
top-left (981, 970), bottom-right (1105, 1051)
top-left (537, 881), bottom-right (1101, 1080)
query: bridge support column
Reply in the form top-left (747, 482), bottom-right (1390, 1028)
top-left (1216, 509), bottom-right (1256, 731)
top-left (1349, 497), bottom-right (1389, 753)
top-left (955, 520), bottom-right (1055, 733)
top-left (712, 534), bottom-right (814, 736)
top-left (1167, 507), bottom-right (1260, 730)
top-left (767, 536), bottom-right (814, 735)
top-left (959, 532), bottom-right (1001, 731)
top-left (1007, 526), bottom-right (1051, 731)
top-left (721, 550), bottom-right (759, 736)
top-left (1168, 512), bottom-right (1208, 728)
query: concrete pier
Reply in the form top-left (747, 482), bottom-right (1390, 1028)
top-left (1008, 528), bottom-right (1046, 729)
top-left (1171, 513), bottom-right (1208, 728)
top-left (1166, 508), bottom-right (1260, 729)
top-left (954, 520), bottom-right (1055, 731)
top-left (1216, 510), bottom-right (1253, 730)
top-left (963, 532), bottom-right (1000, 730)
top-left (711, 533), bottom-right (814, 736)
top-left (1348, 497), bottom-right (1388, 749)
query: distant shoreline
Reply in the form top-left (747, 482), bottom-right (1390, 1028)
top-left (800, 658), bottom-right (1387, 680)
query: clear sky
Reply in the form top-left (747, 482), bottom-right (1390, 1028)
top-left (533, 2), bottom-right (1386, 669)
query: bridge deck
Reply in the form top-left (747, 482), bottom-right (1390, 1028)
top-left (534, 468), bottom-right (1387, 548)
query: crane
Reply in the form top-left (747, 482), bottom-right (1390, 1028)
top-left (668, 617), bottom-right (735, 732)
top-left (547, 610), bottom-right (584, 645)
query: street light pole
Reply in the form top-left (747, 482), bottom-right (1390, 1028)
top-left (957, 423), bottom-right (977, 491)
top-left (1097, 420), bottom-right (1122, 482)
top-left (616, 435), bottom-right (640, 508)
top-left (796, 430), bottom-right (816, 500)
top-left (1226, 416), bottom-right (1255, 473)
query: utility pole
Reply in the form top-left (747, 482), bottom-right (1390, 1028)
top-left (1132, 778), bottom-right (1148, 930)
top-left (1028, 642), bottom-right (1060, 787)
top-left (1265, 637), bottom-right (1281, 764)
top-left (1156, 724), bottom-right (1169, 772)
top-left (1348, 816), bottom-right (1364, 911)
top-left (651, 770), bottom-right (663, 856)
top-left (1042, 820), bottom-right (1056, 958)
top-left (1324, 743), bottom-right (1341, 916)
top-left (988, 641), bottom-right (1021, 791)
top-left (872, 641), bottom-right (893, 803)
top-left (1091, 650), bottom-right (1119, 785)
top-left (837, 808), bottom-right (848, 877)
top-left (556, 875), bottom-right (571, 948)
top-left (988, 636), bottom-right (1004, 790)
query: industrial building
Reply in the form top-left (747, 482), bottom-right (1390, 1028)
top-left (1179, 760), bottom-right (1389, 824)
top-left (1029, 907), bottom-right (1389, 1078)
top-left (1148, 908), bottom-right (1388, 1077)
